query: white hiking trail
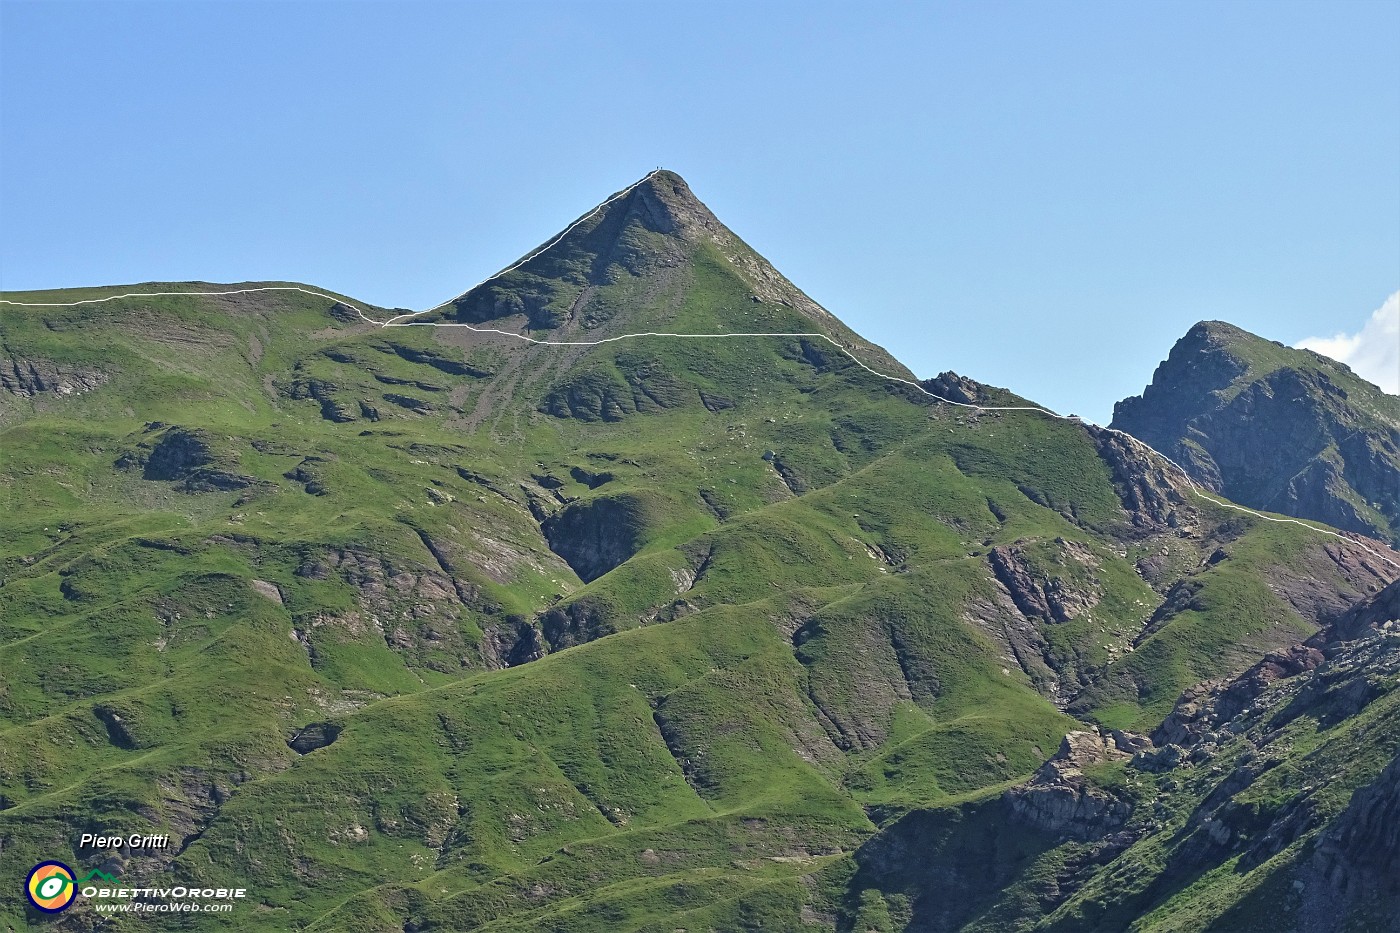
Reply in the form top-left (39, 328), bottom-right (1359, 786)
top-left (2, 171), bottom-right (1396, 571)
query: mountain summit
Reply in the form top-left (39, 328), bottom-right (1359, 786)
top-left (1112, 320), bottom-right (1400, 544)
top-left (435, 169), bottom-right (912, 378)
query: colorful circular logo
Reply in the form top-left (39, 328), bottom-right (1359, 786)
top-left (25, 861), bottom-right (76, 913)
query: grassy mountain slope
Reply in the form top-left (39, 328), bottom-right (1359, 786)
top-left (1, 173), bottom-right (1395, 931)
top-left (1111, 320), bottom-right (1400, 545)
top-left (846, 581), bottom-right (1400, 933)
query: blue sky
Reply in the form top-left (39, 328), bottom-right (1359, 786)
top-left (2, 0), bottom-right (1396, 420)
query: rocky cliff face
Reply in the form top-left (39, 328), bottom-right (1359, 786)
top-left (1301, 750), bottom-right (1400, 931)
top-left (541, 493), bottom-right (651, 583)
top-left (1112, 320), bottom-right (1400, 544)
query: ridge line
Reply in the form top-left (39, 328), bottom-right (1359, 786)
top-left (1, 169), bottom-right (1396, 570)
top-left (377, 168), bottom-right (665, 327)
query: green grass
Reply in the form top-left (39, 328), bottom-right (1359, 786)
top-left (1, 198), bottom-right (1383, 930)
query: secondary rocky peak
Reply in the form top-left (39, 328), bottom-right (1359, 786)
top-left (1113, 319), bottom-right (1400, 544)
top-left (1187, 319), bottom-right (1252, 343)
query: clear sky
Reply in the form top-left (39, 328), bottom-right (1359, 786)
top-left (2, 0), bottom-right (1396, 421)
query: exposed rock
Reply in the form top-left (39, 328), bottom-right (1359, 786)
top-left (1088, 425), bottom-right (1194, 529)
top-left (541, 368), bottom-right (635, 422)
top-left (1261, 538), bottom-right (1400, 631)
top-left (1306, 749), bottom-right (1400, 903)
top-left (482, 618), bottom-right (546, 667)
top-left (1, 356), bottom-right (108, 397)
top-left (1131, 579), bottom-right (1204, 646)
top-left (769, 454), bottom-right (807, 495)
top-left (1132, 743), bottom-right (1184, 773)
top-left (142, 427), bottom-right (216, 479)
top-left (962, 587), bottom-right (1062, 705)
top-left (1322, 578), bottom-right (1400, 643)
top-left (540, 355), bottom-right (690, 423)
top-left (291, 546), bottom-right (517, 672)
top-left (284, 456), bottom-right (331, 495)
top-left (921, 371), bottom-right (983, 405)
top-left (127, 426), bottom-right (259, 492)
top-left (1152, 643), bottom-right (1326, 748)
top-left (373, 372), bottom-right (444, 392)
top-left (698, 389), bottom-right (734, 412)
top-left (372, 341), bottom-right (492, 378)
top-left (541, 494), bottom-right (650, 583)
top-left (987, 539), bottom-right (1101, 623)
top-left (287, 376), bottom-right (358, 422)
top-left (539, 596), bottom-right (618, 651)
top-left (568, 466), bottom-right (614, 489)
top-left (1003, 729), bottom-right (1134, 840)
top-left (93, 705), bottom-right (138, 749)
top-left (287, 721), bottom-right (342, 754)
top-left (382, 392), bottom-right (435, 413)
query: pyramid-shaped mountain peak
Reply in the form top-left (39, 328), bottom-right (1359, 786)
top-left (448, 168), bottom-right (777, 329)
top-left (442, 171), bottom-right (910, 376)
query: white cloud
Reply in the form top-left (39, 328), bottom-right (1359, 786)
top-left (1296, 290), bottom-right (1399, 394)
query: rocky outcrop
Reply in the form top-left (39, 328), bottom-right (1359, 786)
top-left (1306, 750), bottom-right (1400, 906)
top-left (1089, 425), bottom-right (1195, 529)
top-left (1003, 729), bottom-right (1137, 840)
top-left (987, 538), bottom-right (1102, 623)
top-left (481, 618), bottom-right (546, 667)
top-left (541, 493), bottom-right (651, 582)
top-left (141, 427), bottom-right (218, 479)
top-left (292, 545), bottom-right (528, 673)
top-left (1322, 578), bottom-right (1400, 643)
top-left (540, 368), bottom-right (640, 422)
top-left (919, 370), bottom-right (1032, 409)
top-left (287, 721), bottom-right (342, 754)
top-left (94, 705), bottom-right (139, 749)
top-left (1151, 643), bottom-right (1326, 749)
top-left (2, 356), bottom-right (108, 397)
top-left (284, 456), bottom-right (331, 495)
top-left (1010, 620), bottom-right (1400, 925)
top-left (372, 341), bottom-right (492, 378)
top-left (540, 355), bottom-right (690, 423)
top-left (856, 621), bottom-right (1400, 930)
top-left (287, 376), bottom-right (359, 422)
top-left (382, 392), bottom-right (435, 413)
top-left (119, 425), bottom-right (259, 492)
top-left (921, 371), bottom-right (985, 405)
top-left (539, 596), bottom-right (619, 650)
